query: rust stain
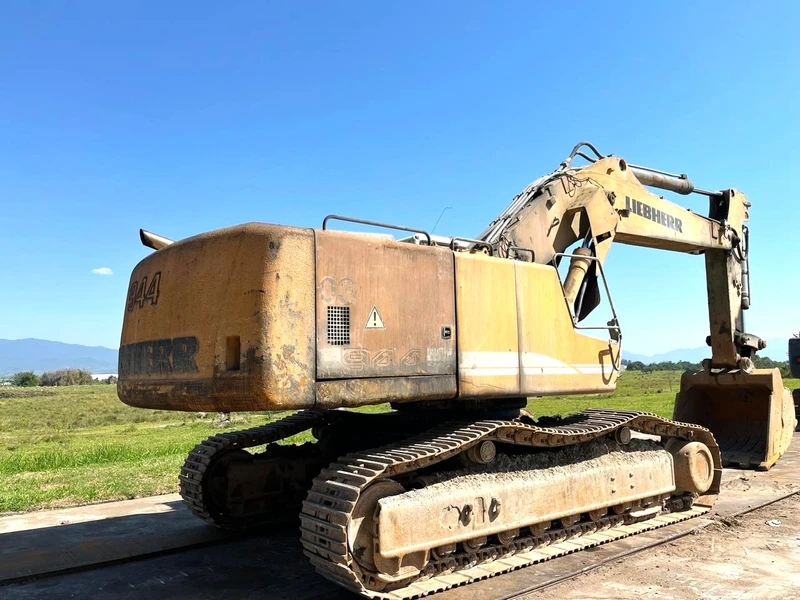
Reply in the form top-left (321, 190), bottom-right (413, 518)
top-left (315, 375), bottom-right (456, 408)
top-left (118, 224), bottom-right (316, 412)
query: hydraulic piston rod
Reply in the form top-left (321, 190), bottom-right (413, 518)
top-left (629, 164), bottom-right (718, 197)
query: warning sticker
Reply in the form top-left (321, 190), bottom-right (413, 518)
top-left (365, 306), bottom-right (385, 329)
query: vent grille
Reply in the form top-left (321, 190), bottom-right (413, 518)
top-left (327, 306), bottom-right (351, 345)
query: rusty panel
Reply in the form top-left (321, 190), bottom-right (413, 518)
top-left (454, 253), bottom-right (520, 397)
top-left (315, 375), bottom-right (457, 408)
top-left (118, 223), bottom-right (317, 412)
top-left (515, 261), bottom-right (619, 396)
top-left (315, 230), bottom-right (456, 380)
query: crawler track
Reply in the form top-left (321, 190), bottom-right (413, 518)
top-left (300, 409), bottom-right (721, 599)
top-left (3, 432), bottom-right (798, 600)
top-left (179, 410), bottom-right (327, 528)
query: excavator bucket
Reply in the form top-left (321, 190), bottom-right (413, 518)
top-left (674, 368), bottom-right (797, 470)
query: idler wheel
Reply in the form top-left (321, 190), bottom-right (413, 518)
top-left (347, 479), bottom-right (405, 572)
top-left (667, 439), bottom-right (714, 494)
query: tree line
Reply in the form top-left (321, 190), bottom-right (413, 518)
top-left (622, 357), bottom-right (791, 378)
top-left (9, 369), bottom-right (117, 387)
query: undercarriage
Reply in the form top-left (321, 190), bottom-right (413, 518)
top-left (179, 408), bottom-right (721, 598)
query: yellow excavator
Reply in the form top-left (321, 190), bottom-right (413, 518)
top-left (118, 142), bottom-right (795, 598)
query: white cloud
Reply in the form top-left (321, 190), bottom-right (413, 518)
top-left (92, 267), bottom-right (113, 276)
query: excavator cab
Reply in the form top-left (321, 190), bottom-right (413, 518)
top-left (675, 368), bottom-right (796, 470)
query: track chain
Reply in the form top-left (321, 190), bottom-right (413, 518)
top-left (299, 409), bottom-right (721, 599)
top-left (179, 410), bottom-right (326, 528)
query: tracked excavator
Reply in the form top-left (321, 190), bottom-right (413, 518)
top-left (118, 142), bottom-right (796, 598)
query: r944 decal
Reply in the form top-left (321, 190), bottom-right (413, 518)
top-left (127, 272), bottom-right (161, 312)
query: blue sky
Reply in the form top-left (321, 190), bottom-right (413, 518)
top-left (1, 1), bottom-right (798, 356)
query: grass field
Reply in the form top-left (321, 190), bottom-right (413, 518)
top-left (1, 371), bottom-right (797, 513)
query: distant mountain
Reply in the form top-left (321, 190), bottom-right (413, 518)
top-left (0, 339), bottom-right (118, 376)
top-left (624, 338), bottom-right (790, 364)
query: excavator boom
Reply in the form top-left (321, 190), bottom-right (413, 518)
top-left (473, 142), bottom-right (795, 469)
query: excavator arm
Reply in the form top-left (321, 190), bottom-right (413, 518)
top-left (478, 142), bottom-right (754, 370)
top-left (477, 142), bottom-right (794, 469)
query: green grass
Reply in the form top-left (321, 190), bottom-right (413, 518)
top-left (528, 370), bottom-right (693, 418)
top-left (0, 386), bottom-right (291, 513)
top-left (2, 371), bottom-right (797, 513)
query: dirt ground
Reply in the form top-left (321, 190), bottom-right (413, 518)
top-left (530, 494), bottom-right (800, 600)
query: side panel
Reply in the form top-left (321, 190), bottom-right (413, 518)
top-left (315, 375), bottom-right (456, 408)
top-left (118, 223), bottom-right (316, 412)
top-left (118, 224), bottom-right (617, 412)
top-left (515, 261), bottom-right (619, 395)
top-left (315, 231), bottom-right (457, 381)
top-left (455, 253), bottom-right (520, 397)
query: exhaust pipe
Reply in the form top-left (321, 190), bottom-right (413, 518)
top-left (140, 229), bottom-right (174, 251)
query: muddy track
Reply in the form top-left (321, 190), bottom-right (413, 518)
top-left (300, 409), bottom-right (721, 599)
